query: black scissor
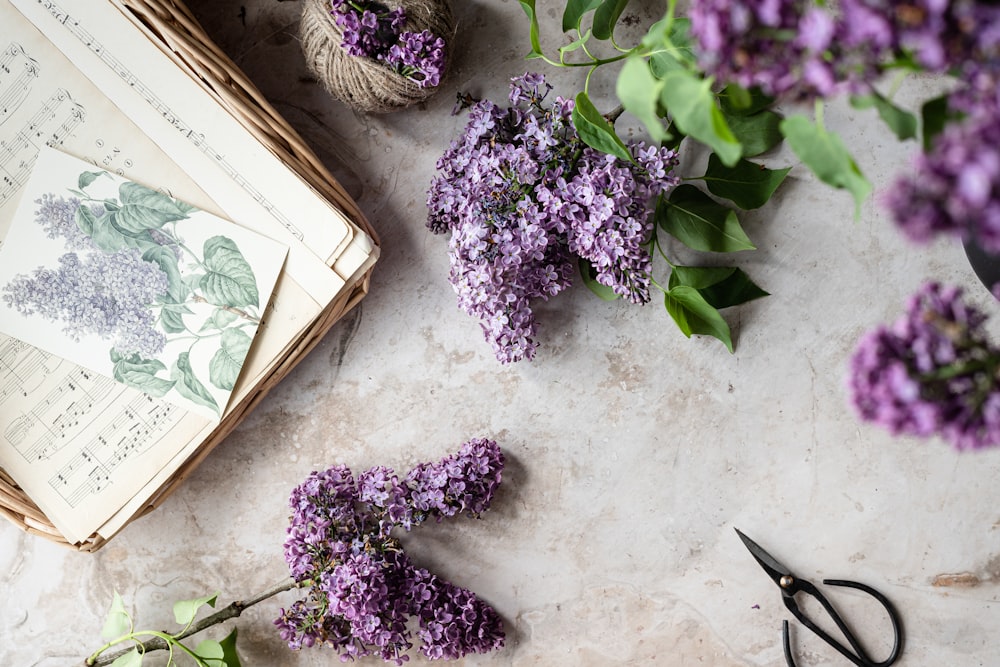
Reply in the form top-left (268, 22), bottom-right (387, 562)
top-left (735, 528), bottom-right (903, 667)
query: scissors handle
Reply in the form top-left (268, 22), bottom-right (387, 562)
top-left (782, 578), bottom-right (903, 667)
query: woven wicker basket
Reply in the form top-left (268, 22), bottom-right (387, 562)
top-left (0, 0), bottom-right (379, 552)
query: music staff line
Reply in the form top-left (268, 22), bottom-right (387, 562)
top-left (38, 0), bottom-right (305, 242)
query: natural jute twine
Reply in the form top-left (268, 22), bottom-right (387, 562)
top-left (300, 0), bottom-right (455, 114)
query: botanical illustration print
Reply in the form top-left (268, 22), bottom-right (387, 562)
top-left (0, 148), bottom-right (287, 419)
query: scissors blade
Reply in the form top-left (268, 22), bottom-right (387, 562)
top-left (735, 528), bottom-right (794, 586)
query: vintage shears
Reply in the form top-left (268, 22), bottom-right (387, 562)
top-left (735, 528), bottom-right (903, 667)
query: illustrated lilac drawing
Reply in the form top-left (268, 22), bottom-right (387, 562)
top-left (2, 169), bottom-right (263, 416)
top-left (275, 437), bottom-right (506, 663)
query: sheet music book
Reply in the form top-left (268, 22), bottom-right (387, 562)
top-left (0, 0), bottom-right (377, 546)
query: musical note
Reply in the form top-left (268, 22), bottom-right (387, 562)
top-left (0, 43), bottom-right (40, 127)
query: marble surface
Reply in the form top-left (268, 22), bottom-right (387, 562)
top-left (5, 1), bottom-right (1000, 665)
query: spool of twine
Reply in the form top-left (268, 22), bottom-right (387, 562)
top-left (300, 0), bottom-right (455, 114)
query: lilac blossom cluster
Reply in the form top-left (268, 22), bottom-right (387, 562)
top-left (2, 197), bottom-right (170, 358)
top-left (689, 1), bottom-right (1000, 99)
top-left (330, 0), bottom-right (446, 88)
top-left (848, 282), bottom-right (1000, 450)
top-left (426, 73), bottom-right (679, 363)
top-left (688, 2), bottom-right (1000, 260)
top-left (274, 438), bottom-right (506, 663)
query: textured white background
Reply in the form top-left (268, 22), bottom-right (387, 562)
top-left (4, 1), bottom-right (1000, 665)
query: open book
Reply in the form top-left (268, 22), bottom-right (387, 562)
top-left (0, 0), bottom-right (377, 547)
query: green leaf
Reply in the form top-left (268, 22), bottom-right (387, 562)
top-left (669, 265), bottom-right (769, 308)
top-left (173, 593), bottom-right (218, 627)
top-left (660, 70), bottom-right (741, 166)
top-left (562, 0), bottom-right (603, 31)
top-left (719, 85), bottom-right (774, 116)
top-left (657, 185), bottom-right (754, 252)
top-left (101, 591), bottom-right (132, 641)
top-left (109, 649), bottom-right (143, 667)
top-left (558, 29), bottom-right (592, 58)
top-left (79, 208), bottom-right (146, 254)
top-left (200, 236), bottom-right (260, 309)
top-left (616, 56), bottom-right (669, 144)
top-left (209, 327), bottom-right (252, 391)
top-left (219, 628), bottom-right (243, 667)
top-left (78, 170), bottom-right (106, 190)
top-left (195, 639), bottom-right (226, 667)
top-left (850, 91), bottom-right (917, 141)
top-left (112, 353), bottom-right (174, 398)
top-left (646, 19), bottom-right (695, 74)
top-left (592, 0), bottom-right (631, 40)
top-left (702, 154), bottom-right (791, 209)
top-left (111, 182), bottom-right (193, 236)
top-left (780, 114), bottom-right (871, 219)
top-left (578, 257), bottom-right (620, 301)
top-left (171, 352), bottom-right (220, 414)
top-left (156, 301), bottom-right (193, 334)
top-left (517, 0), bottom-right (544, 58)
top-left (721, 108), bottom-right (783, 157)
top-left (664, 285), bottom-right (733, 352)
top-left (572, 91), bottom-right (632, 162)
top-left (920, 94), bottom-right (961, 152)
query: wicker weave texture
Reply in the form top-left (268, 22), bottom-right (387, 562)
top-left (0, 0), bottom-right (377, 551)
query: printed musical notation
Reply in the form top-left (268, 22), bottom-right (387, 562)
top-left (0, 88), bottom-right (85, 207)
top-left (47, 394), bottom-right (181, 508)
top-left (0, 331), bottom-right (190, 512)
top-left (37, 0), bottom-right (306, 242)
top-left (0, 42), bottom-right (39, 126)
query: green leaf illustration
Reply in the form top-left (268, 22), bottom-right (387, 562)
top-left (669, 265), bottom-right (769, 308)
top-left (657, 185), bottom-right (755, 252)
top-left (171, 352), bottom-right (220, 414)
top-left (722, 108), bottom-right (784, 157)
top-left (157, 302), bottom-right (194, 335)
top-left (111, 182), bottom-right (193, 236)
top-left (200, 236), bottom-right (260, 309)
top-left (572, 91), bottom-right (632, 162)
top-left (660, 70), bottom-right (742, 166)
top-left (174, 593), bottom-right (218, 627)
top-left (142, 245), bottom-right (184, 303)
top-left (592, 0), bottom-right (631, 40)
top-left (517, 0), bottom-right (544, 58)
top-left (664, 285), bottom-right (734, 352)
top-left (78, 169), bottom-right (107, 190)
top-left (850, 91), bottom-right (917, 141)
top-left (199, 309), bottom-right (239, 332)
top-left (219, 628), bottom-right (243, 667)
top-left (616, 57), bottom-right (670, 144)
top-left (111, 353), bottom-right (174, 398)
top-left (209, 327), bottom-right (252, 391)
top-left (101, 591), bottom-right (132, 641)
top-left (563, 0), bottom-right (603, 31)
top-left (108, 649), bottom-right (143, 667)
top-left (703, 154), bottom-right (791, 209)
top-left (780, 114), bottom-right (871, 219)
top-left (77, 207), bottom-right (148, 254)
top-left (578, 257), bottom-right (620, 301)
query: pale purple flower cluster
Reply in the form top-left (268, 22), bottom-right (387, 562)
top-left (275, 438), bottom-right (506, 663)
top-left (33, 194), bottom-right (101, 250)
top-left (848, 282), bottom-right (1000, 450)
top-left (329, 0), bottom-right (445, 88)
top-left (689, 1), bottom-right (1000, 99)
top-left (3, 247), bottom-right (169, 358)
top-left (426, 73), bottom-right (679, 363)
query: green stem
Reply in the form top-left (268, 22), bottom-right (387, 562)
top-left (814, 99), bottom-right (826, 131)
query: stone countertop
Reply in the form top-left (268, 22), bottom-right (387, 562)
top-left (4, 1), bottom-right (1000, 665)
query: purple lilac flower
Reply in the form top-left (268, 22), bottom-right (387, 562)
top-left (329, 0), bottom-right (445, 88)
top-left (33, 194), bottom-right (102, 250)
top-left (276, 439), bottom-right (506, 662)
top-left (884, 95), bottom-right (1000, 252)
top-left (426, 73), bottom-right (679, 363)
top-left (3, 247), bottom-right (169, 357)
top-left (848, 282), bottom-right (1000, 450)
